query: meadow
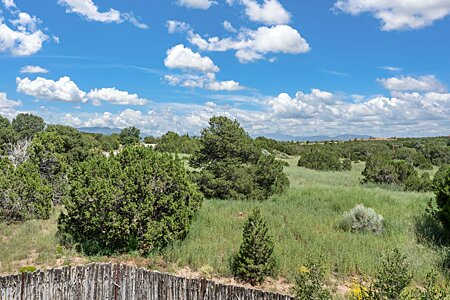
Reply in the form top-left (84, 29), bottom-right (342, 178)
top-left (0, 158), bottom-right (447, 296)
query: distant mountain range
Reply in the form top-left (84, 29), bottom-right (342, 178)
top-left (257, 133), bottom-right (372, 142)
top-left (78, 126), bottom-right (372, 142)
top-left (78, 127), bottom-right (122, 135)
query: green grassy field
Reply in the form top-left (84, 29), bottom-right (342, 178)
top-left (0, 158), bottom-right (448, 297)
top-left (163, 160), bottom-right (446, 283)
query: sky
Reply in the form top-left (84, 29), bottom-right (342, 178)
top-left (0, 0), bottom-right (449, 138)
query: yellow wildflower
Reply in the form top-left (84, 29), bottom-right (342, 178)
top-left (298, 266), bottom-right (310, 274)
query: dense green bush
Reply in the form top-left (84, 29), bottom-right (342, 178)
top-left (0, 115), bottom-right (17, 153)
top-left (11, 113), bottom-right (45, 140)
top-left (58, 146), bottom-right (203, 254)
top-left (432, 165), bottom-right (450, 235)
top-left (362, 156), bottom-right (417, 187)
top-left (119, 126), bottom-right (140, 145)
top-left (404, 172), bottom-right (433, 193)
top-left (294, 260), bottom-right (332, 300)
top-left (340, 204), bottom-right (384, 234)
top-left (362, 248), bottom-right (412, 300)
top-left (231, 208), bottom-right (276, 285)
top-left (190, 116), bottom-right (289, 201)
top-left (156, 131), bottom-right (200, 154)
top-left (0, 159), bottom-right (53, 222)
top-left (297, 149), bottom-right (351, 171)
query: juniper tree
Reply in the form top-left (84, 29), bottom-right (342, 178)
top-left (231, 208), bottom-right (276, 285)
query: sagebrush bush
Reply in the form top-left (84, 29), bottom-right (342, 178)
top-left (231, 208), bottom-right (276, 285)
top-left (340, 204), bottom-right (384, 234)
top-left (58, 146), bottom-right (203, 255)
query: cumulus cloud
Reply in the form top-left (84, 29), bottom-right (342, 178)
top-left (378, 75), bottom-right (447, 92)
top-left (240, 0), bottom-right (291, 25)
top-left (16, 76), bottom-right (149, 105)
top-left (87, 88), bottom-right (149, 106)
top-left (163, 44), bottom-right (244, 91)
top-left (0, 6), bottom-right (49, 56)
top-left (20, 65), bottom-right (49, 74)
top-left (44, 85), bottom-right (450, 138)
top-left (16, 76), bottom-right (87, 103)
top-left (177, 0), bottom-right (215, 10)
top-left (164, 73), bottom-right (244, 91)
top-left (58, 0), bottom-right (148, 29)
top-left (334, 0), bottom-right (450, 31)
top-left (0, 92), bottom-right (21, 109)
top-left (164, 44), bottom-right (220, 73)
top-left (168, 21), bottom-right (310, 63)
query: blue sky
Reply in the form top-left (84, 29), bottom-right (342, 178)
top-left (0, 0), bottom-right (449, 137)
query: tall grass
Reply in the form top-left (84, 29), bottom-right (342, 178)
top-left (0, 160), bottom-right (446, 291)
top-left (163, 162), bottom-right (445, 283)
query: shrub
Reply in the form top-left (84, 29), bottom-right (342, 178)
top-left (342, 158), bottom-right (352, 171)
top-left (406, 270), bottom-right (448, 300)
top-left (404, 172), bottom-right (433, 193)
top-left (340, 204), bottom-right (384, 234)
top-left (362, 156), bottom-right (417, 187)
top-left (364, 248), bottom-right (412, 299)
top-left (191, 116), bottom-right (289, 201)
top-left (432, 165), bottom-right (450, 235)
top-left (231, 208), bottom-right (276, 285)
top-left (11, 113), bottom-right (45, 140)
top-left (294, 261), bottom-right (332, 300)
top-left (0, 159), bottom-right (53, 222)
top-left (119, 126), bottom-right (140, 145)
top-left (58, 146), bottom-right (203, 255)
top-left (297, 150), bottom-right (343, 171)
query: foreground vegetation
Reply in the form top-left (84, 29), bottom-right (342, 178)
top-left (1, 113), bottom-right (450, 298)
top-left (1, 160), bottom-right (449, 296)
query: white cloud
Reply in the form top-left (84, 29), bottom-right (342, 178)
top-left (334, 0), bottom-right (450, 31)
top-left (16, 76), bottom-right (151, 106)
top-left (170, 21), bottom-right (310, 63)
top-left (164, 44), bottom-right (220, 73)
top-left (223, 20), bottom-right (237, 32)
top-left (20, 65), bottom-right (49, 74)
top-left (240, 0), bottom-right (291, 25)
top-left (58, 0), bottom-right (148, 29)
top-left (42, 86), bottom-right (450, 138)
top-left (177, 0), bottom-right (215, 10)
top-left (87, 88), bottom-right (149, 106)
top-left (164, 73), bottom-right (244, 91)
top-left (167, 20), bottom-right (191, 34)
top-left (2, 0), bottom-right (16, 9)
top-left (0, 10), bottom-right (49, 56)
top-left (378, 75), bottom-right (446, 92)
top-left (380, 66), bottom-right (402, 72)
top-left (0, 92), bottom-right (21, 109)
top-left (16, 76), bottom-right (88, 103)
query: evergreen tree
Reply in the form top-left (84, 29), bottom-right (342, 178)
top-left (433, 165), bottom-right (450, 234)
top-left (11, 113), bottom-right (45, 139)
top-left (231, 208), bottom-right (276, 285)
top-left (119, 126), bottom-right (140, 145)
top-left (190, 116), bottom-right (289, 201)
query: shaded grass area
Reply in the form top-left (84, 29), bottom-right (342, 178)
top-left (0, 160), bottom-right (447, 294)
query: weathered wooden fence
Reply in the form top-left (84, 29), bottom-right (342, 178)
top-left (0, 264), bottom-right (295, 300)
